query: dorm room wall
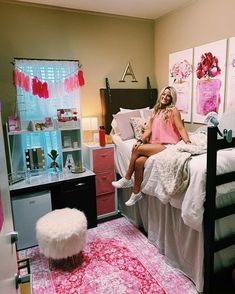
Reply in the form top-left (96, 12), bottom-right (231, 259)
top-left (154, 0), bottom-right (235, 131)
top-left (0, 0), bottom-right (155, 125)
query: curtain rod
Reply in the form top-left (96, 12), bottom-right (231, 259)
top-left (11, 58), bottom-right (80, 66)
top-left (14, 57), bottom-right (80, 62)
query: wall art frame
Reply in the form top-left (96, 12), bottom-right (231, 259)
top-left (192, 39), bottom-right (227, 123)
top-left (169, 48), bottom-right (193, 122)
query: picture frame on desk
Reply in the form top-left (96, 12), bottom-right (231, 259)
top-left (8, 116), bottom-right (21, 132)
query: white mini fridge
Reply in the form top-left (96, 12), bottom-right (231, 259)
top-left (11, 190), bottom-right (52, 250)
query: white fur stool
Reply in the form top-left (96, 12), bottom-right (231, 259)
top-left (36, 208), bottom-right (87, 269)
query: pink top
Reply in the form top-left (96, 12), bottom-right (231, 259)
top-left (150, 108), bottom-right (181, 144)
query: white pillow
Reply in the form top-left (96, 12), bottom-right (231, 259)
top-left (120, 107), bottom-right (150, 112)
top-left (112, 110), bottom-right (141, 140)
top-left (142, 108), bottom-right (153, 120)
top-left (120, 107), bottom-right (150, 120)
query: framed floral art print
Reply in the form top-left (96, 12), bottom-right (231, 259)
top-left (192, 39), bottom-right (227, 123)
top-left (169, 48), bottom-right (193, 122)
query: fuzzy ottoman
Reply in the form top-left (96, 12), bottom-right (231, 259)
top-left (36, 208), bottom-right (87, 268)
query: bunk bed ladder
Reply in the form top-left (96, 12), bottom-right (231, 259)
top-left (204, 126), bottom-right (235, 294)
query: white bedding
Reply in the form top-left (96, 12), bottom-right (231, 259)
top-left (112, 131), bottom-right (235, 232)
top-left (112, 133), bottom-right (136, 177)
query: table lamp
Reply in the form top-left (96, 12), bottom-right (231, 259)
top-left (82, 117), bottom-right (98, 143)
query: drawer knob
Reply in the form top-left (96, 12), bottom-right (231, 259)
top-left (75, 182), bottom-right (86, 187)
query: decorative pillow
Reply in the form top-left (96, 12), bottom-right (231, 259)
top-left (130, 117), bottom-right (147, 140)
top-left (113, 110), bottom-right (141, 140)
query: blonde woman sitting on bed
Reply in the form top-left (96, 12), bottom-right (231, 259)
top-left (112, 86), bottom-right (191, 206)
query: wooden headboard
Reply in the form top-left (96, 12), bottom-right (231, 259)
top-left (100, 77), bottom-right (158, 133)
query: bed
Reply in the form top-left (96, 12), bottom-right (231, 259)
top-left (100, 79), bottom-right (235, 294)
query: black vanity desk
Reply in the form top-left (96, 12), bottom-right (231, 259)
top-left (9, 169), bottom-right (97, 229)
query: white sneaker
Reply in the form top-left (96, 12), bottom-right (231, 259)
top-left (112, 177), bottom-right (133, 189)
top-left (125, 192), bottom-right (142, 206)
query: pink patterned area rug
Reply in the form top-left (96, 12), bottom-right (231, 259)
top-left (18, 217), bottom-right (197, 294)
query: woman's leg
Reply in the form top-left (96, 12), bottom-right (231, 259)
top-left (113, 143), bottom-right (166, 191)
top-left (125, 143), bottom-right (166, 180)
top-left (125, 148), bottom-right (141, 180)
top-left (132, 156), bottom-right (148, 193)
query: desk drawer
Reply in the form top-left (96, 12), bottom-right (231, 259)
top-left (62, 176), bottom-right (93, 193)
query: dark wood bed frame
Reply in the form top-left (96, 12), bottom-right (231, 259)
top-left (100, 77), bottom-right (158, 134)
top-left (99, 80), bottom-right (235, 293)
top-left (204, 127), bottom-right (235, 293)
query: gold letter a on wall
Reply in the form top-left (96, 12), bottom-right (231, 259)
top-left (119, 62), bottom-right (138, 82)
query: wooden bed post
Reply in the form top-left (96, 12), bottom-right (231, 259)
top-left (204, 127), bottom-right (235, 293)
top-left (105, 78), bottom-right (111, 103)
top-left (204, 126), bottom-right (217, 294)
top-left (147, 76), bottom-right (156, 106)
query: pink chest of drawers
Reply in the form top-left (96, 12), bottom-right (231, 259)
top-left (83, 144), bottom-right (117, 219)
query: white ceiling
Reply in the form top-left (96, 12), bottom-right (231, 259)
top-left (16, 0), bottom-right (195, 20)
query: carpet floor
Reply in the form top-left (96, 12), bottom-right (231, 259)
top-left (18, 217), bottom-right (197, 294)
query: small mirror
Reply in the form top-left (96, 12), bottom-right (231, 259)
top-left (25, 148), bottom-right (46, 171)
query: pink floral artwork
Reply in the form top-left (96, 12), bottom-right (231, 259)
top-left (196, 52), bottom-right (222, 115)
top-left (196, 78), bottom-right (221, 115)
top-left (169, 48), bottom-right (193, 122)
top-left (170, 59), bottom-right (192, 81)
top-left (193, 39), bottom-right (227, 123)
top-left (196, 52), bottom-right (221, 79)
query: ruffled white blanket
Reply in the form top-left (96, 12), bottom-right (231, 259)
top-left (141, 148), bottom-right (191, 204)
top-left (141, 133), bottom-right (207, 204)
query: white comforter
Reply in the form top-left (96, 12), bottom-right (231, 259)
top-left (181, 146), bottom-right (235, 231)
top-left (112, 132), bottom-right (235, 232)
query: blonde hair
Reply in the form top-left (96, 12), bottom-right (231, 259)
top-left (151, 86), bottom-right (177, 124)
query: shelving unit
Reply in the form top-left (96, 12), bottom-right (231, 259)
top-left (60, 127), bottom-right (82, 170)
top-left (6, 113), bottom-right (84, 181)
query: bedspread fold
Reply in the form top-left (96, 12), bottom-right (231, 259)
top-left (142, 148), bottom-right (191, 203)
top-left (141, 133), bottom-right (208, 209)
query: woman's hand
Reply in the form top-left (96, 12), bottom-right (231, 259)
top-left (132, 140), bottom-right (142, 150)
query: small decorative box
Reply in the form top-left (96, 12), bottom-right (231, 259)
top-left (57, 108), bottom-right (80, 128)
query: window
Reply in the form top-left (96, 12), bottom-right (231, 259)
top-left (10, 59), bottom-right (83, 173)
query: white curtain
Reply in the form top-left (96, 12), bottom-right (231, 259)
top-left (15, 59), bottom-right (80, 120)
